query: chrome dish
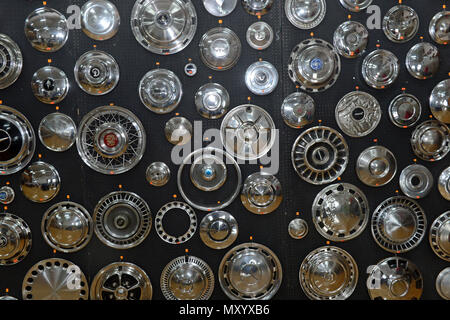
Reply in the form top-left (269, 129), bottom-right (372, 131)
top-left (146, 162), bottom-right (171, 187)
top-left (362, 49), bottom-right (399, 89)
top-left (399, 164), bottom-right (433, 199)
top-left (200, 211), bottom-right (238, 250)
top-left (0, 186), bottom-right (15, 205)
top-left (285, 0), bottom-right (326, 30)
top-left (429, 11), bottom-right (450, 44)
top-left (436, 268), bottom-right (450, 300)
top-left (0, 34), bottom-right (23, 89)
top-left (20, 161), bottom-right (60, 203)
top-left (155, 201), bottom-right (197, 244)
top-left (195, 83), bottom-right (229, 119)
top-left (281, 92), bottom-right (315, 129)
top-left (410, 120), bottom-right (450, 162)
top-left (438, 166), bottom-right (450, 201)
top-left (429, 211), bottom-right (450, 262)
top-left (0, 213), bottom-right (31, 266)
top-left (165, 117), bottom-right (192, 146)
top-left (203, 0), bottom-right (237, 17)
top-left (388, 93), bottom-right (421, 128)
top-left (241, 172), bottom-right (282, 215)
top-left (199, 27), bottom-right (241, 71)
top-left (339, 0), bottom-right (372, 12)
top-left (38, 112), bottom-right (77, 152)
top-left (242, 0), bottom-right (273, 16)
top-left (246, 21), bottom-right (273, 50)
top-left (430, 79), bottom-right (450, 124)
top-left (383, 5), bottom-right (419, 43)
top-left (406, 42), bottom-right (439, 80)
top-left (31, 66), bottom-right (69, 104)
top-left (245, 61), bottom-right (278, 95)
top-left (81, 0), bottom-right (120, 41)
top-left (333, 21), bottom-right (368, 58)
top-left (356, 146), bottom-right (397, 187)
top-left (288, 218), bottom-right (308, 239)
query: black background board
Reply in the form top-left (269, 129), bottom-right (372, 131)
top-left (0, 0), bottom-right (449, 300)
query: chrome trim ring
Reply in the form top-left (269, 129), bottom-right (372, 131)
top-left (0, 33), bottom-right (23, 89)
top-left (155, 201), bottom-right (197, 244)
top-left (410, 120), bottom-right (450, 162)
top-left (0, 213), bottom-right (31, 266)
top-left (399, 164), bottom-right (433, 199)
top-left (429, 211), bottom-right (450, 262)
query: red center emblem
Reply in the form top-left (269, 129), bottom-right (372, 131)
top-left (104, 132), bottom-right (119, 148)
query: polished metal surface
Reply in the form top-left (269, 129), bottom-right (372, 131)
top-left (0, 186), bottom-right (14, 205)
top-left (0, 105), bottom-right (35, 175)
top-left (165, 117), bottom-right (192, 146)
top-left (41, 202), bottom-right (92, 253)
top-left (245, 61), bottom-right (278, 95)
top-left (241, 172), bottom-right (282, 215)
top-left (0, 296), bottom-right (17, 300)
top-left (139, 68), bottom-right (182, 114)
top-left (199, 27), bottom-right (241, 71)
top-left (94, 191), bottom-right (151, 249)
top-left (203, 0), bottom-right (237, 17)
top-left (406, 42), bottom-right (439, 80)
top-left (367, 257), bottom-right (423, 300)
top-left (399, 164), bottom-right (433, 199)
top-left (242, 0), bottom-right (273, 16)
top-left (76, 105), bottom-right (146, 175)
top-left (356, 146), bottom-right (397, 187)
top-left (429, 211), bottom-right (450, 262)
top-left (281, 92), bottom-right (315, 129)
top-left (161, 256), bottom-right (214, 300)
top-left (31, 66), bottom-right (69, 104)
top-left (299, 246), bottom-right (358, 300)
top-left (410, 120), bottom-right (450, 161)
top-left (333, 21), bottom-right (368, 58)
top-left (20, 161), bottom-right (60, 203)
top-left (190, 153), bottom-right (227, 192)
top-left (155, 201), bottom-right (197, 244)
top-left (312, 183), bottom-right (369, 241)
top-left (195, 83), bottom-right (229, 119)
top-left (388, 93), bottom-right (421, 128)
top-left (429, 11), bottom-right (450, 45)
top-left (91, 262), bottom-right (152, 300)
top-left (436, 268), bottom-right (450, 300)
top-left (383, 5), bottom-right (419, 43)
top-left (430, 79), bottom-right (450, 124)
top-left (362, 49), bottom-right (399, 89)
top-left (24, 7), bottom-right (68, 52)
top-left (285, 0), bottom-right (326, 30)
top-left (200, 211), bottom-right (238, 250)
top-left (177, 148), bottom-right (242, 211)
top-left (246, 21), bottom-right (274, 50)
top-left (335, 91), bottom-right (381, 138)
top-left (371, 196), bottom-right (426, 253)
top-left (131, 0), bottom-right (197, 55)
top-left (146, 162), bottom-right (170, 187)
top-left (38, 112), bottom-right (77, 152)
top-left (184, 62), bottom-right (197, 77)
top-left (220, 104), bottom-right (276, 160)
top-left (339, 0), bottom-right (372, 12)
top-left (81, 0), bottom-right (120, 41)
top-left (291, 126), bottom-right (349, 185)
top-left (0, 213), bottom-right (31, 266)
top-left (22, 258), bottom-right (88, 300)
top-left (74, 50), bottom-right (120, 96)
top-left (219, 242), bottom-right (282, 300)
top-left (288, 38), bottom-right (340, 92)
top-left (0, 34), bottom-right (23, 89)
top-left (288, 218), bottom-right (308, 239)
top-left (438, 166), bottom-right (450, 201)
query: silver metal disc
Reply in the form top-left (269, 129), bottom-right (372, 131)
top-left (199, 27), bottom-right (241, 71)
top-left (203, 0), bottom-right (237, 17)
top-left (288, 218), bottom-right (308, 239)
top-left (356, 145), bottom-right (397, 187)
top-left (241, 172), bottom-right (282, 215)
top-left (335, 91), bottom-right (381, 138)
top-left (155, 201), bottom-right (197, 244)
top-left (165, 117), bottom-right (192, 145)
top-left (90, 262), bottom-right (152, 300)
top-left (0, 33), bottom-right (23, 89)
top-left (285, 0), bottom-right (326, 30)
top-left (312, 183), bottom-right (369, 241)
top-left (76, 105), bottom-right (146, 175)
top-left (429, 11), bottom-right (450, 44)
top-left (291, 126), bottom-right (349, 185)
top-left (139, 68), bottom-right (182, 114)
top-left (41, 201), bottom-right (93, 253)
top-left (339, 0), bottom-right (372, 12)
top-left (0, 186), bottom-right (15, 205)
top-left (288, 38), bottom-right (341, 92)
top-left (438, 166), bottom-right (450, 201)
top-left (388, 93), bottom-right (421, 128)
top-left (161, 255), bottom-right (214, 300)
top-left (74, 50), bottom-right (120, 96)
top-left (38, 112), bottom-right (77, 152)
top-left (0, 105), bottom-right (35, 175)
top-left (0, 213), bottom-right (31, 266)
top-left (399, 164), bottom-right (433, 199)
top-left (22, 258), bottom-right (88, 300)
top-left (383, 5), bottom-right (419, 43)
top-left (429, 211), bottom-right (450, 262)
top-left (430, 79), bottom-right (450, 124)
top-left (81, 0), bottom-right (120, 41)
top-left (436, 267), bottom-right (450, 300)
top-left (190, 153), bottom-right (227, 192)
top-left (299, 246), bottom-right (358, 300)
top-left (281, 92), bottom-right (315, 129)
top-left (94, 191), bottom-right (152, 249)
top-left (200, 211), bottom-right (238, 250)
top-left (410, 120), bottom-right (450, 162)
top-left (219, 242), bottom-right (282, 300)
top-left (367, 256), bottom-right (422, 300)
top-left (131, 0), bottom-right (197, 55)
top-left (362, 49), bottom-right (399, 89)
top-left (195, 83), bottom-right (229, 119)
top-left (220, 104), bottom-right (276, 160)
top-left (31, 66), bottom-right (69, 104)
top-left (333, 21), bottom-right (368, 58)
top-left (246, 21), bottom-right (274, 50)
top-left (406, 42), bottom-right (439, 80)
top-left (245, 60), bottom-right (278, 95)
top-left (184, 62), bottom-right (197, 77)
top-left (20, 161), bottom-right (60, 203)
top-left (24, 7), bottom-right (69, 52)
top-left (242, 0), bottom-right (273, 16)
top-left (146, 162), bottom-right (171, 187)
top-left (371, 196), bottom-right (426, 253)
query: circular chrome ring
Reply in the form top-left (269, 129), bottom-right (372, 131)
top-left (155, 201), bottom-right (197, 244)
top-left (0, 213), bottom-right (31, 266)
top-left (399, 164), bottom-right (433, 199)
top-left (281, 92), bottom-right (315, 129)
top-left (429, 211), bottom-right (450, 262)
